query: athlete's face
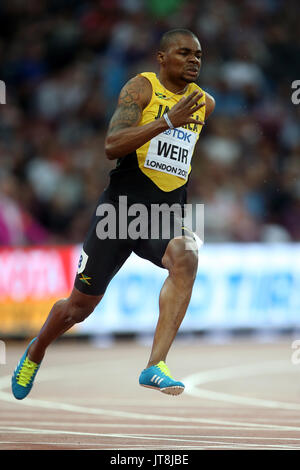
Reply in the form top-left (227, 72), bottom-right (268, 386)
top-left (158, 35), bottom-right (202, 84)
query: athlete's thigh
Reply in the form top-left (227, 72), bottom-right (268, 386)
top-left (74, 192), bottom-right (134, 296)
top-left (133, 210), bottom-right (196, 268)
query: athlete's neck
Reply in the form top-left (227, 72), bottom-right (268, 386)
top-left (157, 73), bottom-right (189, 95)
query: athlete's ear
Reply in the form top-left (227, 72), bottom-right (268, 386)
top-left (157, 51), bottom-right (165, 65)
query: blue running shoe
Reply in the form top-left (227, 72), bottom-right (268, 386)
top-left (139, 361), bottom-right (185, 395)
top-left (11, 337), bottom-right (41, 400)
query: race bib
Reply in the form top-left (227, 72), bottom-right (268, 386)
top-left (144, 127), bottom-right (197, 180)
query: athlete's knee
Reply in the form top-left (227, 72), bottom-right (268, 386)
top-left (58, 291), bottom-right (102, 325)
top-left (162, 237), bottom-right (198, 281)
top-left (70, 294), bottom-right (102, 323)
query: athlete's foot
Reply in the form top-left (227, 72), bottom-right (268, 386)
top-left (11, 338), bottom-right (42, 400)
top-left (139, 361), bottom-right (185, 395)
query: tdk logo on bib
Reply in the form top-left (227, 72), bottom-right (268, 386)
top-left (163, 128), bottom-right (192, 143)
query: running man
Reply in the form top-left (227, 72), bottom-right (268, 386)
top-left (12, 28), bottom-right (215, 398)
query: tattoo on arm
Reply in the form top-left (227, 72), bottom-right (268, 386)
top-left (107, 77), bottom-right (146, 135)
top-left (108, 102), bottom-right (141, 135)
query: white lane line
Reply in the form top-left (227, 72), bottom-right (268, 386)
top-left (1, 426), bottom-right (299, 450)
top-left (184, 360), bottom-right (294, 385)
top-left (2, 360), bottom-right (300, 433)
top-left (121, 433), bottom-right (300, 442)
top-left (3, 387), bottom-right (300, 432)
top-left (2, 421), bottom-right (300, 442)
top-left (0, 442), bottom-right (202, 449)
top-left (182, 388), bottom-right (300, 410)
top-left (2, 421), bottom-right (300, 432)
top-left (183, 360), bottom-right (300, 410)
top-left (1, 443), bottom-right (290, 450)
top-left (0, 425), bottom-right (246, 446)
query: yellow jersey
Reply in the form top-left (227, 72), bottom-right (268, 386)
top-left (107, 72), bottom-right (206, 206)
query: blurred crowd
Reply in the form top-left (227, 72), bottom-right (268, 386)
top-left (0, 0), bottom-right (299, 245)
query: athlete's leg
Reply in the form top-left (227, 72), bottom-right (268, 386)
top-left (146, 236), bottom-right (198, 367)
top-left (28, 287), bottom-right (103, 364)
top-left (27, 191), bottom-right (134, 364)
top-left (12, 191), bottom-right (134, 399)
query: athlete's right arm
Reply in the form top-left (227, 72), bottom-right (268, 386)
top-left (105, 75), bottom-right (205, 160)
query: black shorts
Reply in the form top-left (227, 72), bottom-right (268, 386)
top-left (74, 191), bottom-right (195, 296)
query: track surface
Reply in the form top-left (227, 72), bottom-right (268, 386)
top-left (1, 336), bottom-right (300, 450)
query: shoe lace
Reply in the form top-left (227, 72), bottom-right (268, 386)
top-left (155, 361), bottom-right (173, 378)
top-left (17, 357), bottom-right (38, 387)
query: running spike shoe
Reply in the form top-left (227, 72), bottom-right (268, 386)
top-left (11, 338), bottom-right (40, 400)
top-left (139, 361), bottom-right (185, 395)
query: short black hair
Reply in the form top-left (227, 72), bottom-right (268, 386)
top-left (158, 29), bottom-right (199, 52)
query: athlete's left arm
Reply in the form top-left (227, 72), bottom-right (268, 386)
top-left (204, 92), bottom-right (215, 120)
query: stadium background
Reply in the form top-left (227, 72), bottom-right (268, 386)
top-left (0, 0), bottom-right (299, 338)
